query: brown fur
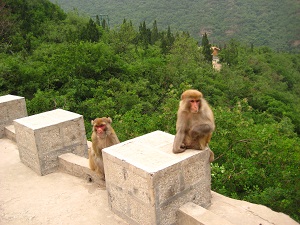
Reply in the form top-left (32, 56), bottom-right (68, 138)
top-left (173, 89), bottom-right (215, 162)
top-left (89, 117), bottom-right (120, 180)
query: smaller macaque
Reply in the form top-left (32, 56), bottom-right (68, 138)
top-left (173, 89), bottom-right (215, 162)
top-left (89, 117), bottom-right (120, 180)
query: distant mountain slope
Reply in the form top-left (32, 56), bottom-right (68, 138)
top-left (50, 0), bottom-right (300, 52)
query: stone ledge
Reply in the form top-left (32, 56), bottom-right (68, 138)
top-left (177, 202), bottom-right (234, 225)
top-left (4, 124), bottom-right (16, 142)
top-left (58, 152), bottom-right (105, 187)
top-left (209, 191), bottom-right (299, 225)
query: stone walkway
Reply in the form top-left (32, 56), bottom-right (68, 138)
top-left (0, 138), bottom-right (128, 225)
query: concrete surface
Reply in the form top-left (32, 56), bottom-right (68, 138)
top-left (0, 137), bottom-right (299, 225)
top-left (0, 138), bottom-right (128, 225)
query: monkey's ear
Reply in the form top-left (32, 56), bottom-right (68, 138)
top-left (91, 120), bottom-right (94, 125)
top-left (181, 93), bottom-right (185, 100)
top-left (107, 117), bottom-right (112, 124)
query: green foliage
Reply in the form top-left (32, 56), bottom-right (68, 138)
top-left (201, 32), bottom-right (212, 62)
top-left (80, 18), bottom-right (101, 42)
top-left (26, 89), bottom-right (70, 114)
top-left (1, 1), bottom-right (300, 222)
top-left (2, 0), bottom-right (66, 52)
top-left (220, 39), bottom-right (239, 66)
top-left (49, 0), bottom-right (300, 52)
top-left (211, 100), bottom-right (300, 221)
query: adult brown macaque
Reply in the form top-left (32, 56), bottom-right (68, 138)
top-left (173, 89), bottom-right (215, 162)
top-left (89, 117), bottom-right (120, 180)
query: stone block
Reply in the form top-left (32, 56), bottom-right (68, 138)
top-left (14, 109), bottom-right (88, 176)
top-left (0, 95), bottom-right (27, 138)
top-left (58, 152), bottom-right (105, 186)
top-left (177, 202), bottom-right (234, 225)
top-left (4, 125), bottom-right (16, 142)
top-left (103, 130), bottom-right (212, 225)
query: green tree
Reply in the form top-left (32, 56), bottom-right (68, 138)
top-left (0, 0), bottom-right (14, 45)
top-left (201, 32), bottom-right (212, 62)
top-left (110, 19), bottom-right (137, 53)
top-left (166, 26), bottom-right (175, 46)
top-left (80, 18), bottom-right (100, 42)
top-left (139, 21), bottom-right (151, 48)
top-left (222, 39), bottom-right (239, 66)
top-left (151, 20), bottom-right (159, 44)
top-left (101, 19), bottom-right (107, 29)
top-left (160, 26), bottom-right (175, 54)
top-left (95, 15), bottom-right (100, 26)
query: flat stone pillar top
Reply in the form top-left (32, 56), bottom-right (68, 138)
top-left (103, 130), bottom-right (212, 225)
top-left (14, 109), bottom-right (82, 130)
top-left (0, 94), bottom-right (24, 103)
top-left (104, 130), bottom-right (204, 173)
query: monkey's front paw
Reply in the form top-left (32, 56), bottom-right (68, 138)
top-left (180, 143), bottom-right (187, 149)
top-left (173, 148), bottom-right (186, 154)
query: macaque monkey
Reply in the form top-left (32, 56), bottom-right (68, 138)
top-left (89, 117), bottom-right (120, 180)
top-left (173, 89), bottom-right (215, 162)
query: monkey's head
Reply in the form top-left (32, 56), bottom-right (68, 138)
top-left (91, 117), bottom-right (112, 135)
top-left (181, 89), bottom-right (203, 113)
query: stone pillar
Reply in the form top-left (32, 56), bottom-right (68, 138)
top-left (103, 130), bottom-right (212, 225)
top-left (14, 109), bottom-right (88, 175)
top-left (0, 95), bottom-right (27, 138)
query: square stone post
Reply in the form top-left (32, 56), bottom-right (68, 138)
top-left (0, 95), bottom-right (27, 138)
top-left (103, 130), bottom-right (212, 225)
top-left (14, 109), bottom-right (88, 175)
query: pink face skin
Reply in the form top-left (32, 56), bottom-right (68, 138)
top-left (190, 99), bottom-right (200, 113)
top-left (95, 124), bottom-right (106, 134)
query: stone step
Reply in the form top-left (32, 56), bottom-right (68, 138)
top-left (58, 152), bottom-right (105, 187)
top-left (4, 124), bottom-right (16, 142)
top-left (177, 202), bottom-right (235, 225)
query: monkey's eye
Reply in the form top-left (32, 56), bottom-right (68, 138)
top-left (96, 124), bottom-right (105, 128)
top-left (190, 100), bottom-right (200, 103)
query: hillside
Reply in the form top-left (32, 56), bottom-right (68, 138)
top-left (49, 0), bottom-right (300, 52)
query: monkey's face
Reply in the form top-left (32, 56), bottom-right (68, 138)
top-left (181, 89), bottom-right (203, 114)
top-left (93, 119), bottom-right (108, 134)
top-left (190, 99), bottom-right (200, 113)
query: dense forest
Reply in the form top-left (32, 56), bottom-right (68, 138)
top-left (0, 0), bottom-right (300, 222)
top-left (49, 0), bottom-right (300, 52)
